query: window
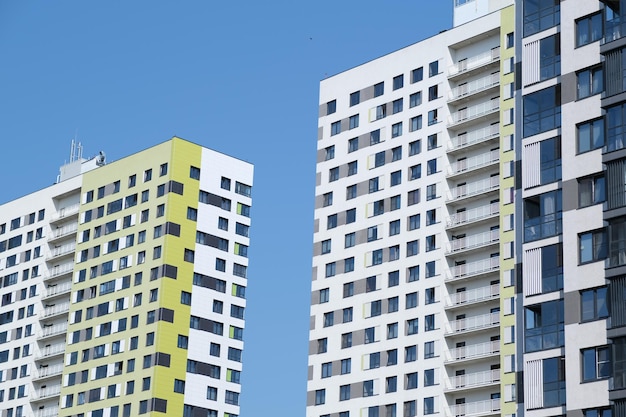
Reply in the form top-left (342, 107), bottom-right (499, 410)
top-left (373, 200), bottom-right (384, 216)
top-left (577, 118), bottom-right (604, 154)
top-left (406, 372), bottom-right (418, 389)
top-left (406, 292), bottom-right (418, 309)
top-left (350, 91), bottom-right (360, 106)
top-left (366, 276), bottom-right (377, 292)
top-left (315, 389), bottom-right (325, 405)
top-left (370, 129), bottom-right (381, 145)
top-left (579, 175), bottom-right (606, 208)
top-left (409, 164), bottom-right (421, 180)
top-left (407, 240), bottom-right (418, 257)
top-left (427, 158), bottom-right (437, 175)
top-left (369, 178), bottom-right (380, 193)
top-left (578, 66), bottom-right (604, 99)
top-left (331, 121), bottom-right (341, 136)
top-left (506, 32), bottom-right (514, 48)
top-left (342, 332), bottom-right (352, 348)
top-left (327, 100), bottom-right (336, 115)
top-left (374, 82), bottom-right (384, 97)
top-left (524, 0), bottom-right (560, 36)
top-left (344, 257), bottom-right (354, 273)
top-left (363, 380), bottom-right (374, 397)
top-left (325, 262), bottom-right (335, 277)
top-left (582, 346), bottom-right (611, 381)
top-left (407, 318), bottom-right (419, 335)
top-left (525, 299), bottom-right (564, 352)
top-left (409, 91), bottom-right (422, 108)
top-left (542, 356), bottom-right (566, 407)
top-left (391, 122), bottom-right (402, 138)
top-left (428, 109), bottom-right (438, 125)
top-left (349, 114), bottom-right (359, 129)
top-left (608, 103), bottom-right (626, 152)
top-left (523, 85), bottom-right (561, 138)
top-left (576, 12), bottom-right (602, 47)
top-left (189, 166), bottom-right (200, 180)
top-left (341, 358), bottom-right (351, 374)
top-left (408, 265), bottom-right (419, 284)
top-left (424, 341), bottom-right (435, 358)
top-left (319, 288), bottom-right (329, 303)
top-left (524, 190), bottom-right (562, 242)
top-left (329, 167), bottom-right (339, 182)
top-left (429, 60), bottom-right (438, 76)
top-left (584, 409), bottom-right (613, 417)
top-left (327, 214), bottom-right (337, 229)
top-left (393, 74), bottom-right (404, 90)
top-left (343, 307), bottom-right (353, 323)
top-left (428, 85), bottom-right (438, 101)
top-left (321, 239), bottom-right (331, 254)
top-left (389, 219), bottom-right (400, 236)
top-left (581, 287), bottom-right (609, 321)
top-left (424, 397), bottom-right (435, 415)
top-left (410, 115), bottom-right (422, 132)
top-left (412, 67), bottom-right (423, 83)
top-left (425, 314), bottom-right (435, 331)
top-left (343, 282), bottom-right (354, 298)
top-left (388, 270), bottom-right (399, 287)
top-left (409, 140), bottom-right (421, 155)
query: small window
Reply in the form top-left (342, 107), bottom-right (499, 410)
top-left (429, 60), bottom-right (439, 77)
top-left (374, 82), bottom-right (384, 97)
top-left (411, 67), bottom-right (423, 83)
top-left (189, 166), bottom-right (201, 179)
top-left (327, 100), bottom-right (336, 115)
top-left (409, 92), bottom-right (422, 108)
top-left (393, 74), bottom-right (404, 90)
top-left (350, 91), bottom-right (360, 106)
top-left (159, 163), bottom-right (168, 176)
top-left (506, 32), bottom-right (514, 48)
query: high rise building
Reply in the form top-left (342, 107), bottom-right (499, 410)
top-left (0, 137), bottom-right (253, 417)
top-left (307, 1), bottom-right (624, 417)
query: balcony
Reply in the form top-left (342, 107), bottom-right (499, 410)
top-left (445, 369), bottom-right (500, 392)
top-left (38, 323), bottom-right (68, 340)
top-left (448, 47), bottom-right (500, 79)
top-left (34, 407), bottom-right (60, 417)
top-left (34, 364), bottom-right (64, 380)
top-left (448, 125), bottom-right (499, 154)
top-left (31, 385), bottom-right (62, 401)
top-left (42, 302), bottom-right (70, 318)
top-left (446, 203), bottom-right (499, 229)
top-left (48, 223), bottom-right (78, 242)
top-left (44, 263), bottom-right (74, 281)
top-left (42, 281), bottom-right (72, 299)
top-left (447, 177), bottom-right (499, 203)
top-left (448, 100), bottom-right (500, 129)
top-left (50, 204), bottom-right (80, 224)
top-left (46, 243), bottom-right (76, 261)
top-left (445, 284), bottom-right (499, 309)
top-left (35, 343), bottom-right (66, 359)
top-left (446, 312), bottom-right (499, 335)
top-left (445, 340), bottom-right (500, 363)
top-left (446, 230), bottom-right (499, 255)
top-left (447, 399), bottom-right (500, 417)
top-left (447, 258), bottom-right (500, 282)
top-left (447, 150), bottom-right (500, 178)
top-left (449, 73), bottom-right (500, 103)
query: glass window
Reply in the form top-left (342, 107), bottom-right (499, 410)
top-left (523, 85), bottom-right (561, 138)
top-left (524, 0), bottom-right (560, 36)
top-left (581, 287), bottom-right (609, 321)
top-left (411, 67), bottom-right (423, 83)
top-left (579, 175), bottom-right (605, 207)
top-left (577, 118), bottom-right (604, 154)
top-left (393, 74), bottom-right (404, 90)
top-left (350, 91), bottom-right (360, 106)
top-left (327, 100), bottom-right (336, 115)
top-left (576, 12), bottom-right (603, 47)
top-left (578, 66), bottom-right (604, 99)
top-left (374, 82), bottom-right (384, 97)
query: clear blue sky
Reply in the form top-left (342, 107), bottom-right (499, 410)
top-left (0, 2), bottom-right (451, 415)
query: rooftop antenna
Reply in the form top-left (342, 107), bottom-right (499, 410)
top-left (69, 130), bottom-right (83, 163)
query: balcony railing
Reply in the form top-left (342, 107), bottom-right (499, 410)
top-left (34, 407), bottom-right (60, 417)
top-left (42, 302), bottom-right (70, 318)
top-left (446, 284), bottom-right (499, 307)
top-left (45, 263), bottom-right (74, 280)
top-left (449, 73), bottom-right (500, 101)
top-left (51, 223), bottom-right (78, 240)
top-left (447, 203), bottom-right (499, 228)
top-left (448, 177), bottom-right (499, 202)
top-left (448, 150), bottom-right (500, 177)
top-left (447, 399), bottom-right (500, 417)
top-left (34, 364), bottom-right (64, 379)
top-left (524, 213), bottom-right (562, 243)
top-left (449, 47), bottom-right (500, 77)
top-left (50, 204), bottom-right (80, 222)
top-left (31, 385), bottom-right (62, 401)
top-left (447, 258), bottom-right (500, 281)
top-left (43, 281), bottom-right (72, 299)
top-left (35, 343), bottom-right (66, 359)
top-left (448, 100), bottom-right (500, 127)
top-left (445, 340), bottom-right (500, 362)
top-left (446, 369), bottom-right (500, 391)
top-left (447, 230), bottom-right (499, 254)
top-left (447, 312), bottom-right (500, 334)
top-left (38, 322), bottom-right (68, 339)
top-left (46, 243), bottom-right (76, 260)
top-left (448, 125), bottom-right (499, 152)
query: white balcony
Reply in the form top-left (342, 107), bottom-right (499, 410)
top-left (448, 100), bottom-right (499, 128)
top-left (445, 340), bottom-right (500, 363)
top-left (35, 343), bottom-right (66, 359)
top-left (34, 407), bottom-right (60, 417)
top-left (31, 385), bottom-right (62, 401)
top-left (445, 369), bottom-right (500, 391)
top-left (42, 302), bottom-right (70, 318)
top-left (49, 223), bottom-right (78, 241)
top-left (38, 322), bottom-right (68, 339)
top-left (447, 203), bottom-right (499, 229)
top-left (449, 73), bottom-right (500, 102)
top-left (446, 312), bottom-right (500, 335)
top-left (447, 258), bottom-right (500, 282)
top-left (446, 230), bottom-right (499, 255)
top-left (447, 177), bottom-right (499, 202)
top-left (447, 150), bottom-right (500, 177)
top-left (447, 399), bottom-right (500, 417)
top-left (46, 243), bottom-right (76, 261)
top-left (448, 125), bottom-right (499, 153)
top-left (50, 204), bottom-right (80, 223)
top-left (42, 281), bottom-right (72, 299)
top-left (34, 364), bottom-right (64, 380)
top-left (45, 263), bottom-right (74, 281)
top-left (446, 284), bottom-right (500, 308)
top-left (449, 47), bottom-right (500, 78)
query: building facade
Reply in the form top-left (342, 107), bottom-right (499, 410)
top-left (307, 1), bottom-right (625, 417)
top-left (0, 137), bottom-right (253, 417)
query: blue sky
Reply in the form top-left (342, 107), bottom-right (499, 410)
top-left (0, 2), bottom-right (451, 415)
